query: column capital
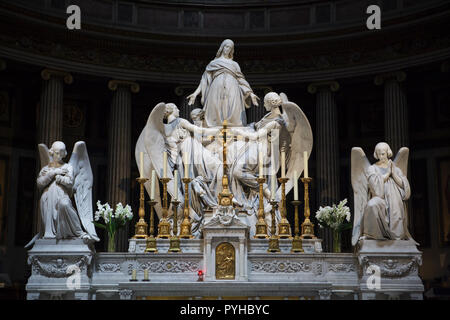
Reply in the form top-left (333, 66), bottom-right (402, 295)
top-left (307, 81), bottom-right (340, 94)
top-left (108, 80), bottom-right (140, 93)
top-left (442, 60), bottom-right (449, 73)
top-left (374, 71), bottom-right (406, 86)
top-left (0, 59), bottom-right (5, 71)
top-left (41, 69), bottom-right (73, 84)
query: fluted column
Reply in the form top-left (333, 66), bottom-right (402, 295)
top-left (308, 81), bottom-right (341, 252)
top-left (38, 69), bottom-right (73, 146)
top-left (107, 80), bottom-right (139, 251)
top-left (375, 71), bottom-right (408, 154)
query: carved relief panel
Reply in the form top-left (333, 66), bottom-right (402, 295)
top-left (215, 242), bottom-right (235, 280)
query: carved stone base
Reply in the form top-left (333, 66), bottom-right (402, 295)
top-left (357, 240), bottom-right (424, 300)
top-left (26, 239), bottom-right (94, 300)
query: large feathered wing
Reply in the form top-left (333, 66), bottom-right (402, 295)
top-left (351, 147), bottom-right (370, 246)
top-left (38, 144), bottom-right (51, 169)
top-left (135, 103), bottom-right (166, 218)
top-left (278, 101), bottom-right (313, 200)
top-left (394, 147), bottom-right (409, 177)
top-left (69, 141), bottom-right (99, 241)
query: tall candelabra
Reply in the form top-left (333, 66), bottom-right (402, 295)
top-left (180, 177), bottom-right (193, 238)
top-left (254, 177), bottom-right (268, 238)
top-left (133, 177), bottom-right (148, 239)
top-left (157, 177), bottom-right (171, 238)
top-left (277, 177), bottom-right (291, 238)
top-left (291, 200), bottom-right (304, 252)
top-left (267, 200), bottom-right (280, 252)
top-left (145, 200), bottom-right (158, 253)
top-left (300, 177), bottom-right (316, 239)
top-left (168, 200), bottom-right (181, 252)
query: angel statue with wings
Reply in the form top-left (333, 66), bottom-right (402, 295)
top-left (229, 92), bottom-right (313, 234)
top-left (136, 102), bottom-right (222, 236)
top-left (26, 141), bottom-right (99, 248)
top-left (351, 142), bottom-right (415, 246)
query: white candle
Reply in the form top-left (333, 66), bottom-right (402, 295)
top-left (132, 269), bottom-right (137, 280)
top-left (281, 151), bottom-right (285, 178)
top-left (144, 269), bottom-right (149, 281)
top-left (294, 170), bottom-right (298, 200)
top-left (163, 152), bottom-right (167, 178)
top-left (304, 151), bottom-right (308, 178)
top-left (184, 152), bottom-right (189, 179)
top-left (173, 170), bottom-right (178, 201)
top-left (140, 152), bottom-right (144, 178)
top-left (271, 174), bottom-right (276, 200)
top-left (259, 151), bottom-right (263, 178)
top-left (150, 170), bottom-right (156, 200)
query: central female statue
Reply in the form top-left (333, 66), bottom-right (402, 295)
top-left (187, 39), bottom-right (259, 127)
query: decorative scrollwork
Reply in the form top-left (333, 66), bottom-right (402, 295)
top-left (328, 263), bottom-right (356, 273)
top-left (360, 256), bottom-right (421, 278)
top-left (128, 260), bottom-right (200, 274)
top-left (28, 255), bottom-right (90, 278)
top-left (97, 263), bottom-right (121, 273)
top-left (251, 261), bottom-right (312, 273)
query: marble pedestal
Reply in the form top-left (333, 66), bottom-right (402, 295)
top-left (357, 240), bottom-right (424, 300)
top-left (26, 239), bottom-right (94, 300)
top-left (202, 213), bottom-right (249, 281)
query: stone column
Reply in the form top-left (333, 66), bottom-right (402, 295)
top-left (38, 69), bottom-right (73, 146)
top-left (308, 81), bottom-right (341, 252)
top-left (35, 69), bottom-right (72, 235)
top-left (374, 71), bottom-right (408, 154)
top-left (107, 80), bottom-right (140, 251)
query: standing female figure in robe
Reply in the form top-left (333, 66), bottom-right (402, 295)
top-left (187, 39), bottom-right (259, 127)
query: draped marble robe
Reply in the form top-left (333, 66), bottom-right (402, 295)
top-left (362, 164), bottom-right (413, 240)
top-left (229, 113), bottom-right (285, 234)
top-left (200, 57), bottom-right (254, 127)
top-left (37, 163), bottom-right (90, 240)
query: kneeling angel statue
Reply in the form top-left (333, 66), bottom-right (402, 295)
top-left (351, 142), bottom-right (415, 246)
top-left (26, 141), bottom-right (99, 248)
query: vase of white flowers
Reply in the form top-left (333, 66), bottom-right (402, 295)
top-left (315, 199), bottom-right (352, 253)
top-left (94, 201), bottom-right (133, 252)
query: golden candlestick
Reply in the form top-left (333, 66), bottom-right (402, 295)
top-left (133, 177), bottom-right (149, 239)
top-left (291, 200), bottom-right (304, 252)
top-left (218, 120), bottom-right (234, 207)
top-left (254, 177), bottom-right (269, 238)
top-left (277, 177), bottom-right (291, 238)
top-left (180, 177), bottom-right (194, 238)
top-left (168, 200), bottom-right (181, 252)
top-left (145, 200), bottom-right (158, 253)
top-left (157, 177), bottom-right (171, 238)
top-left (268, 200), bottom-right (281, 252)
top-left (300, 177), bottom-right (316, 239)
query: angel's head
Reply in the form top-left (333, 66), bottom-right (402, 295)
top-left (264, 92), bottom-right (282, 112)
top-left (216, 39), bottom-right (234, 60)
top-left (50, 141), bottom-right (67, 162)
top-left (190, 108), bottom-right (205, 122)
top-left (164, 103), bottom-right (180, 120)
top-left (374, 142), bottom-right (393, 162)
